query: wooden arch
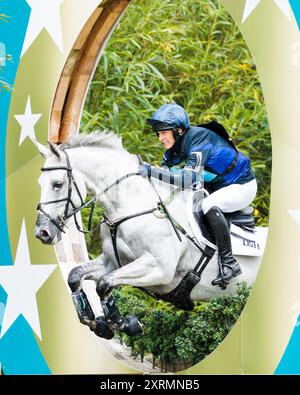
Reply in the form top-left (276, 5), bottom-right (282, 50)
top-left (50, 0), bottom-right (135, 350)
top-left (48, 2), bottom-right (160, 371)
top-left (49, 0), bottom-right (131, 143)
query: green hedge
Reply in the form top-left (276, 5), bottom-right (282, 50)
top-left (112, 283), bottom-right (250, 370)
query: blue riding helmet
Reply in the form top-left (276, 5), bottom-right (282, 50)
top-left (147, 103), bottom-right (190, 132)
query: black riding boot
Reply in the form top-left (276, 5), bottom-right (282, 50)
top-left (205, 206), bottom-right (242, 287)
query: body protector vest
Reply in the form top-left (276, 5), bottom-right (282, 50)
top-left (146, 123), bottom-right (255, 191)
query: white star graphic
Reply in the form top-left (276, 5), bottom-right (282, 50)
top-left (242, 0), bottom-right (291, 23)
top-left (0, 221), bottom-right (56, 339)
top-left (14, 96), bottom-right (42, 146)
top-left (21, 0), bottom-right (64, 57)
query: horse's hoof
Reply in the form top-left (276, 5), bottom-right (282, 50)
top-left (121, 315), bottom-right (144, 337)
top-left (94, 316), bottom-right (114, 339)
top-left (96, 276), bottom-right (113, 298)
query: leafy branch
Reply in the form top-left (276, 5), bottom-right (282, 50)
top-left (0, 13), bottom-right (9, 23)
top-left (0, 12), bottom-right (12, 92)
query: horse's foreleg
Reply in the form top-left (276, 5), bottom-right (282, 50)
top-left (95, 253), bottom-right (174, 337)
top-left (96, 252), bottom-right (175, 298)
top-left (68, 255), bottom-right (108, 292)
top-left (68, 255), bottom-right (108, 327)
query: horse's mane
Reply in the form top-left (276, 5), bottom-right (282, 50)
top-left (59, 130), bottom-right (124, 152)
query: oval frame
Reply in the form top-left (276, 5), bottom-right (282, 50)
top-left (4, 0), bottom-right (300, 374)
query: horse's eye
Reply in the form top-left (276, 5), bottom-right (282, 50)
top-left (53, 181), bottom-right (63, 190)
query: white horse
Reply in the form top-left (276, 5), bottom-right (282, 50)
top-left (35, 132), bottom-right (266, 339)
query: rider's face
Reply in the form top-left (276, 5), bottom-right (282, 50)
top-left (157, 130), bottom-right (175, 149)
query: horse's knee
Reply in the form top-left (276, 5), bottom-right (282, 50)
top-left (96, 275), bottom-right (113, 299)
top-left (68, 267), bottom-right (82, 292)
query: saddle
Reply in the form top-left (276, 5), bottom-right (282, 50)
top-left (187, 190), bottom-right (267, 257)
top-left (227, 206), bottom-right (255, 230)
top-left (192, 191), bottom-right (255, 243)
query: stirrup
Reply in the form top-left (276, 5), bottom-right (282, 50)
top-left (211, 261), bottom-right (242, 288)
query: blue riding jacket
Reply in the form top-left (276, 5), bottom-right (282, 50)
top-left (147, 126), bottom-right (255, 191)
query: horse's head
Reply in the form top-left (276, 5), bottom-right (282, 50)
top-left (34, 141), bottom-right (87, 245)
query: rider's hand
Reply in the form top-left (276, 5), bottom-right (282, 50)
top-left (138, 164), bottom-right (151, 178)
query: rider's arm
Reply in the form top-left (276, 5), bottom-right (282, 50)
top-left (139, 153), bottom-right (203, 189)
top-left (139, 129), bottom-right (218, 188)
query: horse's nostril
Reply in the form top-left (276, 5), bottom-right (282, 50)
top-left (40, 229), bottom-right (50, 239)
top-left (35, 227), bottom-right (53, 245)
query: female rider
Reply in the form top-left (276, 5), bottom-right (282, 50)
top-left (139, 103), bottom-right (257, 288)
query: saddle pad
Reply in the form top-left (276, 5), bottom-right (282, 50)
top-left (186, 190), bottom-right (268, 257)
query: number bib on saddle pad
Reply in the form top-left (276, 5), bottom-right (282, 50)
top-left (186, 190), bottom-right (268, 257)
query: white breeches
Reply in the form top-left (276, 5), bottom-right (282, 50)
top-left (201, 179), bottom-right (258, 215)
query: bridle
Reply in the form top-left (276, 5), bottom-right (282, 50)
top-left (37, 150), bottom-right (141, 234)
top-left (37, 150), bottom-right (95, 233)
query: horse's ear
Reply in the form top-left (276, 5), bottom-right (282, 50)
top-left (32, 139), bottom-right (50, 158)
top-left (48, 141), bottom-right (61, 159)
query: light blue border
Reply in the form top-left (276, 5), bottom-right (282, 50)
top-left (290, 0), bottom-right (300, 31)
